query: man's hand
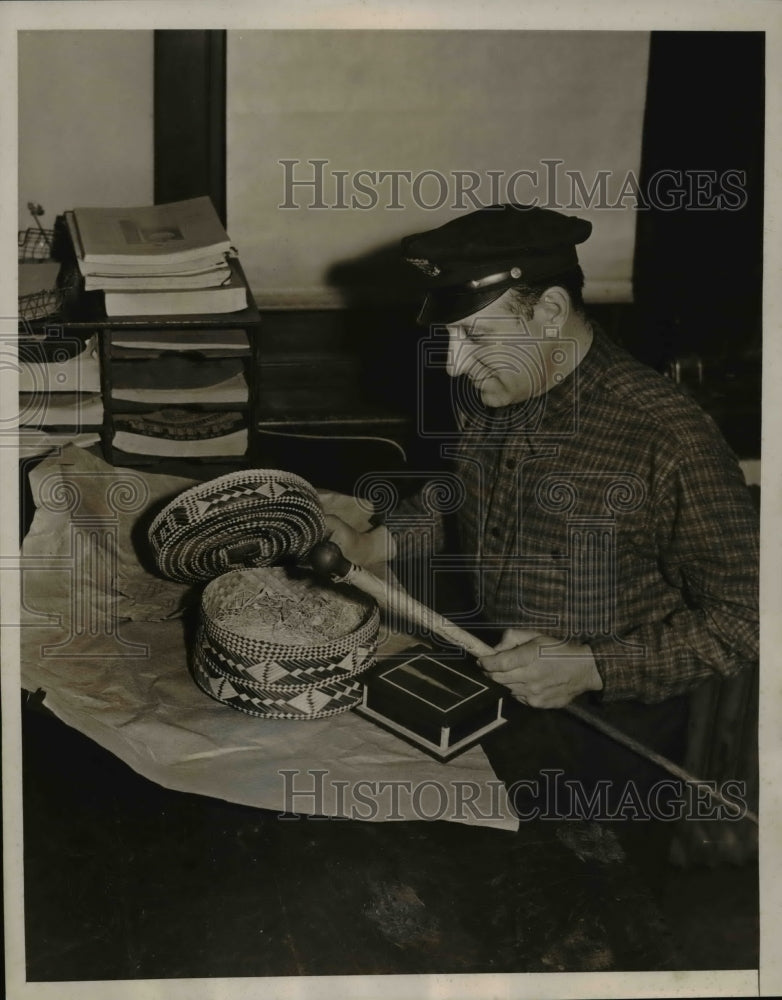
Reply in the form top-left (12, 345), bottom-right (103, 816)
top-left (322, 514), bottom-right (395, 566)
top-left (478, 628), bottom-right (603, 708)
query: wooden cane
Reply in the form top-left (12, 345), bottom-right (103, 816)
top-left (309, 540), bottom-right (758, 826)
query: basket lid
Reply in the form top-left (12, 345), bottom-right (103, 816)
top-left (148, 468), bottom-right (325, 583)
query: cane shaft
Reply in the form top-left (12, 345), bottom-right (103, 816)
top-left (336, 559), bottom-right (759, 826)
top-left (341, 563), bottom-right (494, 659)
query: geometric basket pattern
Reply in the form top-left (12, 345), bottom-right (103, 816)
top-left (193, 566), bottom-right (379, 720)
top-left (148, 468), bottom-right (326, 583)
top-left (149, 470), bottom-right (377, 720)
top-left (192, 629), bottom-right (369, 720)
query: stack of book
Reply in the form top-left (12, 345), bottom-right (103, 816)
top-left (18, 333), bottom-right (103, 458)
top-left (65, 197), bottom-right (247, 317)
top-left (105, 327), bottom-right (252, 464)
top-left (55, 196), bottom-right (259, 466)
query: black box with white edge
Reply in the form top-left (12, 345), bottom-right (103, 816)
top-left (355, 646), bottom-right (508, 761)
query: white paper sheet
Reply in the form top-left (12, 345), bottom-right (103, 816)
top-left (19, 334), bottom-right (101, 393)
top-left (19, 446), bottom-right (518, 831)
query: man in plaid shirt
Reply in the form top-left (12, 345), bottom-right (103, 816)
top-left (326, 205), bottom-right (759, 709)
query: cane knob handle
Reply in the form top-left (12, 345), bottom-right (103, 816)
top-left (309, 540), bottom-right (352, 579)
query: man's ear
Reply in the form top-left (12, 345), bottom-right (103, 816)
top-left (535, 286), bottom-right (570, 327)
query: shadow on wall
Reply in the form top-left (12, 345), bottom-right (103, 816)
top-left (324, 241), bottom-right (456, 475)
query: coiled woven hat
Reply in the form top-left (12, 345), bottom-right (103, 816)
top-left (148, 468), bottom-right (325, 583)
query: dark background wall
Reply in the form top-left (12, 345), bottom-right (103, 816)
top-left (632, 31), bottom-right (764, 371)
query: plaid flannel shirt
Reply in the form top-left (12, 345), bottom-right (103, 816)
top-left (389, 328), bottom-right (759, 703)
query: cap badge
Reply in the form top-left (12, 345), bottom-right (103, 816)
top-left (406, 257), bottom-right (441, 277)
top-left (466, 268), bottom-right (523, 290)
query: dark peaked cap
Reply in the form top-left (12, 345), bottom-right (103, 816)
top-left (402, 204), bottom-right (592, 326)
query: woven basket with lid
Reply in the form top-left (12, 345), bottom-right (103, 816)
top-left (149, 470), bottom-right (379, 719)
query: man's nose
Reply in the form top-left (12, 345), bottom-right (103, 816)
top-left (445, 326), bottom-right (475, 378)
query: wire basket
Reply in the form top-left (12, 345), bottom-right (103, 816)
top-left (18, 226), bottom-right (55, 263)
top-left (18, 226), bottom-right (78, 322)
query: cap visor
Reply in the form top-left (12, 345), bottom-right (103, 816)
top-left (416, 284), bottom-right (511, 326)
